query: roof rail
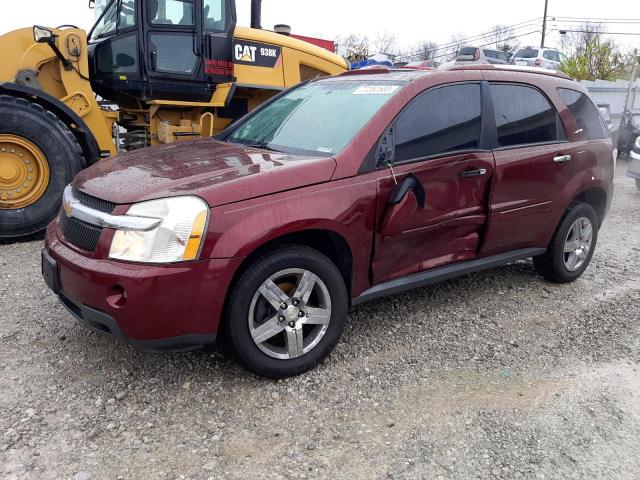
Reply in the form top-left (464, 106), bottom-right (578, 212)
top-left (449, 64), bottom-right (571, 80)
top-left (338, 68), bottom-right (391, 76)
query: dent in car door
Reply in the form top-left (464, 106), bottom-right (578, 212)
top-left (370, 83), bottom-right (495, 284)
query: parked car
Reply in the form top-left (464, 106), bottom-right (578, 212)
top-left (511, 47), bottom-right (568, 70)
top-left (597, 102), bottom-right (619, 160)
top-left (402, 60), bottom-right (439, 70)
top-left (455, 46), bottom-right (510, 65)
top-left (626, 135), bottom-right (640, 191)
top-left (42, 66), bottom-right (614, 378)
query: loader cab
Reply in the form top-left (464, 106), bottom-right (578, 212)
top-left (88, 0), bottom-right (237, 105)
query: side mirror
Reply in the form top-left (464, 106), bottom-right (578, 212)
top-left (380, 174), bottom-right (426, 238)
top-left (376, 128), bottom-right (395, 166)
top-left (116, 53), bottom-right (135, 68)
top-left (88, 0), bottom-right (96, 7)
top-left (33, 25), bottom-right (54, 43)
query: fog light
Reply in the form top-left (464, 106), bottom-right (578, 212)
top-left (106, 284), bottom-right (127, 308)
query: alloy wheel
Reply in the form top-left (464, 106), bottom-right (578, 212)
top-left (248, 268), bottom-right (332, 360)
top-left (563, 217), bottom-right (593, 272)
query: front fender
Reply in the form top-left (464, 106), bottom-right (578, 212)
top-left (202, 178), bottom-right (380, 296)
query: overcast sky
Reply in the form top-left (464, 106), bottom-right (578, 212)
top-left (1, 0), bottom-right (637, 54)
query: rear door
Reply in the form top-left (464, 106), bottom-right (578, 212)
top-left (371, 82), bottom-right (495, 284)
top-left (480, 82), bottom-right (575, 256)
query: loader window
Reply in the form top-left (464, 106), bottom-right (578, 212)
top-left (92, 0), bottom-right (118, 38)
top-left (203, 0), bottom-right (229, 32)
top-left (151, 0), bottom-right (195, 25)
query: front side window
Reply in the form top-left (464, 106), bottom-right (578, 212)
top-left (151, 0), bottom-right (194, 25)
top-left (557, 88), bottom-right (607, 140)
top-left (90, 0), bottom-right (136, 40)
top-left (227, 80), bottom-right (402, 156)
top-left (91, 0), bottom-right (118, 38)
top-left (96, 33), bottom-right (138, 74)
top-left (394, 83), bottom-right (482, 162)
top-left (491, 84), bottom-right (565, 148)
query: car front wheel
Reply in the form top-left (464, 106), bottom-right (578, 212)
top-left (225, 245), bottom-right (348, 378)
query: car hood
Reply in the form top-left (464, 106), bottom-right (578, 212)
top-left (73, 139), bottom-right (337, 207)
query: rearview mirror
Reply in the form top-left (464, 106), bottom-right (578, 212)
top-left (33, 25), bottom-right (54, 43)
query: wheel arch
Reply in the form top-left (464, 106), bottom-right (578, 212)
top-left (228, 229), bottom-right (354, 297)
top-left (0, 82), bottom-right (101, 166)
top-left (572, 186), bottom-right (608, 228)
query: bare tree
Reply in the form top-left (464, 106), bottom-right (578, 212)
top-left (441, 32), bottom-right (467, 61)
top-left (484, 24), bottom-right (519, 55)
top-left (411, 40), bottom-right (439, 61)
top-left (336, 34), bottom-right (370, 63)
top-left (372, 32), bottom-right (398, 58)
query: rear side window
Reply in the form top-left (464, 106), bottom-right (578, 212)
top-left (515, 48), bottom-right (538, 58)
top-left (557, 88), bottom-right (607, 140)
top-left (394, 84), bottom-right (482, 162)
top-left (491, 84), bottom-right (566, 148)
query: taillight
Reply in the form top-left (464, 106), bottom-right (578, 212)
top-left (535, 58), bottom-right (542, 66)
top-left (474, 49), bottom-right (480, 61)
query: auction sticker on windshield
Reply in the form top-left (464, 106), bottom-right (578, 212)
top-left (353, 85), bottom-right (400, 95)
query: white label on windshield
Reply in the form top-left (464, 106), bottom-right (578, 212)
top-left (353, 85), bottom-right (400, 95)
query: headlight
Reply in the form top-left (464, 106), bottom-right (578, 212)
top-left (635, 136), bottom-right (640, 149)
top-left (109, 196), bottom-right (209, 263)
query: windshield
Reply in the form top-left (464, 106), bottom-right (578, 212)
top-left (226, 80), bottom-right (403, 156)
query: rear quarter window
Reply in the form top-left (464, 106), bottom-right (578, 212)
top-left (557, 88), bottom-right (608, 140)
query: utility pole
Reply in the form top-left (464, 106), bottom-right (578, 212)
top-left (620, 61), bottom-right (638, 132)
top-left (541, 0), bottom-right (549, 48)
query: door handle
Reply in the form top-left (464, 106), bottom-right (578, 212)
top-left (553, 154), bottom-right (572, 164)
top-left (459, 168), bottom-right (487, 178)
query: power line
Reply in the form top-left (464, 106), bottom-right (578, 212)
top-left (398, 18), bottom-right (542, 60)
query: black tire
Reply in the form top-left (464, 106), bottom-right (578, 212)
top-left (225, 245), bottom-right (348, 379)
top-left (0, 95), bottom-right (85, 238)
top-left (533, 202), bottom-right (599, 283)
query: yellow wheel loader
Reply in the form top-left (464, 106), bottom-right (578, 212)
top-left (0, 0), bottom-right (347, 238)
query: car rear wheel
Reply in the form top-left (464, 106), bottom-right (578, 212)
top-left (533, 202), bottom-right (598, 283)
top-left (225, 245), bottom-right (348, 378)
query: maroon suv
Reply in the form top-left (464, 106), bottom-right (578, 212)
top-left (42, 66), bottom-right (614, 378)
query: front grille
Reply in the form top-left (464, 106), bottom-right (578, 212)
top-left (73, 188), bottom-right (116, 214)
top-left (59, 189), bottom-right (115, 252)
top-left (59, 212), bottom-right (103, 251)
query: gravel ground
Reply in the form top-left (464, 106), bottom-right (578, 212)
top-left (1, 166), bottom-right (639, 480)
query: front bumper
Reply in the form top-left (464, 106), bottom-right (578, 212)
top-left (43, 222), bottom-right (244, 351)
top-left (627, 148), bottom-right (640, 179)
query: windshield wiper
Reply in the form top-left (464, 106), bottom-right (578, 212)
top-left (232, 140), bottom-right (280, 152)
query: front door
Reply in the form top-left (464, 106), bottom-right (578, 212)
top-left (372, 82), bottom-right (495, 284)
top-left (141, 0), bottom-right (235, 101)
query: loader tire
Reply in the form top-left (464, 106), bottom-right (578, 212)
top-left (0, 95), bottom-right (85, 239)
